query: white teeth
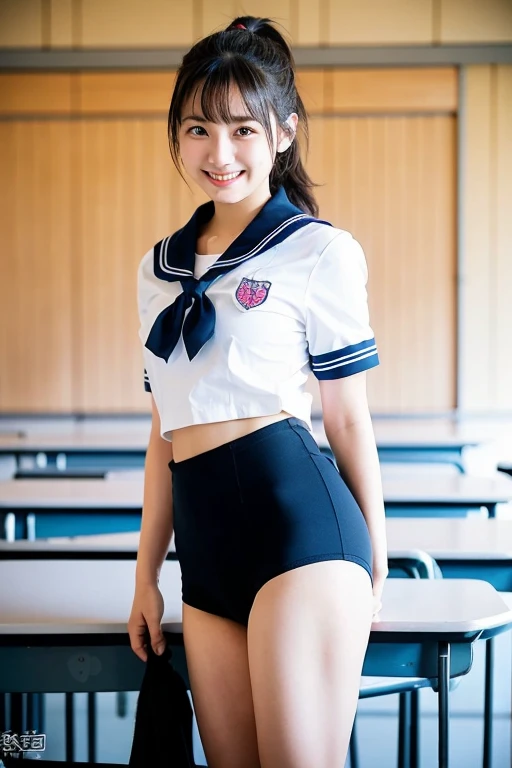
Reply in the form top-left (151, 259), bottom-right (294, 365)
top-left (207, 171), bottom-right (242, 181)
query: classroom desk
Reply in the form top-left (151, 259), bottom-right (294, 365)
top-left (0, 431), bottom-right (149, 474)
top-left (0, 478), bottom-right (143, 540)
top-left (312, 417), bottom-right (512, 474)
top-left (381, 472), bottom-right (512, 518)
top-left (386, 517), bottom-right (512, 768)
top-left (1, 414), bottom-right (510, 475)
top-left (386, 518), bottom-right (512, 589)
top-left (2, 472), bottom-right (512, 541)
top-left (0, 559), bottom-right (511, 768)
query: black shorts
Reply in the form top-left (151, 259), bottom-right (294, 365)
top-left (170, 417), bottom-right (372, 627)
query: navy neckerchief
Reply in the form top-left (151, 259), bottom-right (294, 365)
top-left (145, 187), bottom-right (331, 361)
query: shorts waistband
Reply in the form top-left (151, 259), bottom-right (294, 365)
top-left (169, 416), bottom-right (309, 472)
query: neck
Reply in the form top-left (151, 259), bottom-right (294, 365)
top-left (209, 183), bottom-right (272, 237)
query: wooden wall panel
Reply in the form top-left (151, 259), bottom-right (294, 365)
top-left (441, 0), bottom-right (512, 43)
top-left (50, 0), bottom-right (74, 48)
top-left (0, 0), bottom-right (43, 47)
top-left (460, 65), bottom-right (512, 412)
top-left (0, 122), bottom-right (74, 412)
top-left (77, 72), bottom-right (175, 114)
top-left (296, 70), bottom-right (327, 114)
top-left (460, 66), bottom-right (494, 410)
top-left (306, 115), bottom-right (457, 412)
top-left (296, 0), bottom-right (322, 47)
top-left (328, 68), bottom-right (458, 114)
top-left (197, 0), bottom-right (237, 38)
top-left (2, 0), bottom-right (512, 48)
top-left (0, 74), bottom-right (73, 116)
top-left (326, 0), bottom-right (433, 45)
top-left (75, 119), bottom-right (182, 412)
top-left (79, 0), bottom-right (194, 47)
top-left (494, 66), bottom-right (512, 407)
top-left (0, 69), bottom-right (458, 414)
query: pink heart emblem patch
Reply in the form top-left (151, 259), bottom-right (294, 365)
top-left (235, 278), bottom-right (272, 310)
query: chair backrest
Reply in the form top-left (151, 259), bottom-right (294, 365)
top-left (387, 549), bottom-right (442, 580)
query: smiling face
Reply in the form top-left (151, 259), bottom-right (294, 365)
top-left (178, 85), bottom-right (297, 209)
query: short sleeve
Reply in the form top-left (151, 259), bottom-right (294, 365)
top-left (137, 245), bottom-right (156, 394)
top-left (305, 232), bottom-right (379, 380)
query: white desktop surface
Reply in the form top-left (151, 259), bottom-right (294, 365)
top-left (0, 559), bottom-right (511, 637)
top-left (1, 472), bottom-right (512, 509)
top-left (386, 517), bottom-right (512, 559)
top-left (312, 417), bottom-right (512, 449)
top-left (4, 519), bottom-right (512, 561)
top-left (0, 431), bottom-right (150, 453)
top-left (1, 415), bottom-right (511, 452)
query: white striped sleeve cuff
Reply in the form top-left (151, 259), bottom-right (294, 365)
top-left (310, 338), bottom-right (379, 380)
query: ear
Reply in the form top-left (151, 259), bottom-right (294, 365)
top-left (277, 113), bottom-right (299, 153)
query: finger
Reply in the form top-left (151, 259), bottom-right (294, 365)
top-left (147, 622), bottom-right (166, 655)
top-left (128, 623), bottom-right (148, 663)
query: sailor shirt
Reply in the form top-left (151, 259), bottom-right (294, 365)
top-left (138, 188), bottom-right (379, 441)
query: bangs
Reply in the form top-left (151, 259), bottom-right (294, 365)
top-left (194, 61), bottom-right (271, 136)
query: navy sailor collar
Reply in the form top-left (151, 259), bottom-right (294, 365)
top-left (153, 186), bottom-right (330, 283)
top-left (145, 187), bottom-right (331, 362)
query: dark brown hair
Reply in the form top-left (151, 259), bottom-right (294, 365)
top-left (167, 16), bottom-right (318, 217)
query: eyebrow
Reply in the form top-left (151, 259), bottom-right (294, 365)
top-left (182, 114), bottom-right (257, 123)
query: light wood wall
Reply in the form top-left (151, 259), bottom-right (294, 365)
top-left (0, 68), bottom-right (457, 414)
top-left (0, 0), bottom-right (511, 48)
top-left (459, 65), bottom-right (512, 412)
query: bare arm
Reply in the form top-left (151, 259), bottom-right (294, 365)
top-left (319, 371), bottom-right (388, 611)
top-left (136, 395), bottom-right (175, 585)
top-left (128, 395), bottom-right (174, 661)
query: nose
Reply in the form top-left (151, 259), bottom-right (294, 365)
top-left (207, 134), bottom-right (235, 168)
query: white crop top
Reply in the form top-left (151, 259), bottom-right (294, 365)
top-left (138, 187), bottom-right (379, 441)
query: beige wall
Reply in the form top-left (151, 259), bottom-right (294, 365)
top-left (0, 0), bottom-right (510, 415)
top-left (459, 65), bottom-right (512, 412)
top-left (0, 0), bottom-right (512, 48)
top-left (0, 68), bottom-right (458, 414)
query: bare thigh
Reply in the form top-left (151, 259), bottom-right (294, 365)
top-left (182, 603), bottom-right (261, 768)
top-left (247, 560), bottom-right (373, 768)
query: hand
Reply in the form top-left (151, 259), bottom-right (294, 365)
top-left (127, 582), bottom-right (166, 662)
top-left (371, 552), bottom-right (388, 618)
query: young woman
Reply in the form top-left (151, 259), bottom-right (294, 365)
top-left (128, 15), bottom-right (387, 768)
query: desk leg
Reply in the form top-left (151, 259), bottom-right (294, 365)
top-left (349, 716), bottom-right (360, 768)
top-left (483, 638), bottom-right (494, 768)
top-left (26, 692), bottom-right (35, 730)
top-left (410, 688), bottom-right (420, 768)
top-left (0, 693), bottom-right (6, 732)
top-left (438, 641), bottom-right (450, 768)
top-left (10, 693), bottom-right (23, 734)
top-left (38, 692), bottom-right (45, 735)
top-left (88, 691), bottom-right (97, 763)
top-left (398, 692), bottom-right (411, 768)
top-left (65, 692), bottom-right (74, 762)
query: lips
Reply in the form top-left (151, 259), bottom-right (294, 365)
top-left (206, 171), bottom-right (243, 181)
top-left (202, 170), bottom-right (246, 187)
